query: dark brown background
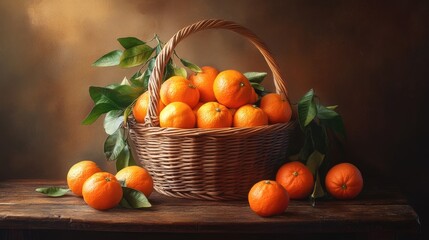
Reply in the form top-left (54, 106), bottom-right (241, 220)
top-left (1, 0), bottom-right (428, 236)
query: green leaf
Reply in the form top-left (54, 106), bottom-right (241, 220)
top-left (306, 150), bottom-right (325, 176)
top-left (35, 187), bottom-right (70, 197)
top-left (321, 117), bottom-right (347, 139)
top-left (82, 102), bottom-right (121, 125)
top-left (83, 85), bottom-right (144, 125)
top-left (317, 104), bottom-right (339, 120)
top-left (89, 85), bottom-right (143, 107)
top-left (104, 110), bottom-right (124, 135)
top-left (92, 50), bottom-right (122, 67)
top-left (250, 82), bottom-right (265, 91)
top-left (326, 105), bottom-right (338, 110)
top-left (130, 71), bottom-right (143, 87)
top-left (124, 105), bottom-right (133, 125)
top-left (174, 67), bottom-right (187, 78)
top-left (164, 60), bottom-right (175, 80)
top-left (120, 187), bottom-right (152, 208)
top-left (180, 58), bottom-right (202, 73)
top-left (104, 129), bottom-right (126, 161)
top-left (311, 171), bottom-right (325, 206)
top-left (119, 44), bottom-right (155, 68)
top-left (116, 144), bottom-right (131, 171)
top-left (117, 37), bottom-right (145, 49)
top-left (244, 72), bottom-right (267, 84)
top-left (298, 89), bottom-right (317, 129)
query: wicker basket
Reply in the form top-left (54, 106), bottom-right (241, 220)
top-left (128, 19), bottom-right (296, 200)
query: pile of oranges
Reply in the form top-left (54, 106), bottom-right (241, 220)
top-left (133, 66), bottom-right (292, 128)
top-left (248, 161), bottom-right (364, 217)
top-left (66, 160), bottom-right (153, 210)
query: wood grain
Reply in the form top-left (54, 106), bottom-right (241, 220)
top-left (0, 179), bottom-right (420, 239)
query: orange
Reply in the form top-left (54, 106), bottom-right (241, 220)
top-left (82, 172), bottom-right (123, 210)
top-left (196, 102), bottom-right (233, 128)
top-left (248, 87), bottom-right (259, 104)
top-left (159, 102), bottom-right (196, 128)
top-left (160, 76), bottom-right (200, 108)
top-left (115, 166), bottom-right (154, 197)
top-left (260, 93), bottom-right (292, 124)
top-left (67, 160), bottom-right (102, 196)
top-left (276, 161), bottom-right (314, 199)
top-left (133, 91), bottom-right (165, 123)
top-left (189, 66), bottom-right (219, 102)
top-left (233, 104), bottom-right (268, 127)
top-left (325, 163), bottom-right (363, 200)
top-left (192, 102), bottom-right (205, 116)
top-left (248, 180), bottom-right (289, 217)
top-left (213, 70), bottom-right (252, 109)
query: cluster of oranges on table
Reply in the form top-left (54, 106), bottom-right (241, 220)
top-left (132, 66), bottom-right (292, 128)
top-left (66, 160), bottom-right (153, 210)
top-left (248, 161), bottom-right (364, 217)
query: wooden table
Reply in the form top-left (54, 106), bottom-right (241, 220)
top-left (0, 179), bottom-right (420, 240)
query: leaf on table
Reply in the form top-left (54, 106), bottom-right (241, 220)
top-left (35, 187), bottom-right (70, 197)
top-left (120, 187), bottom-right (152, 209)
top-left (92, 50), bottom-right (123, 67)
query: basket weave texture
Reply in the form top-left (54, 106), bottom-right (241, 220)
top-left (128, 19), bottom-right (296, 200)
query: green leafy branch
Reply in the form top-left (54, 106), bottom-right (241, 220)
top-left (297, 89), bottom-right (346, 205)
top-left (82, 35), bottom-right (203, 171)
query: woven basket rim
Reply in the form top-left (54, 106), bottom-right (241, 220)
top-left (129, 119), bottom-right (296, 137)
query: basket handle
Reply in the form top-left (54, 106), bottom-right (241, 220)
top-left (145, 19), bottom-right (289, 127)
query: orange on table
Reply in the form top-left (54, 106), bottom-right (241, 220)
top-left (325, 163), bottom-right (363, 200)
top-left (67, 160), bottom-right (102, 196)
top-left (133, 91), bottom-right (165, 123)
top-left (233, 104), bottom-right (268, 127)
top-left (276, 161), bottom-right (314, 199)
top-left (260, 93), bottom-right (292, 124)
top-left (196, 102), bottom-right (232, 128)
top-left (213, 70), bottom-right (252, 109)
top-left (82, 172), bottom-right (123, 210)
top-left (160, 76), bottom-right (200, 108)
top-left (189, 66), bottom-right (219, 103)
top-left (116, 166), bottom-right (154, 197)
top-left (159, 102), bottom-right (196, 128)
top-left (248, 180), bottom-right (289, 217)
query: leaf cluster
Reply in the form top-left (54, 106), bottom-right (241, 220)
top-left (82, 36), bottom-right (203, 171)
top-left (297, 89), bottom-right (346, 205)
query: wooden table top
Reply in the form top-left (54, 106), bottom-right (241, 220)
top-left (0, 179), bottom-right (421, 239)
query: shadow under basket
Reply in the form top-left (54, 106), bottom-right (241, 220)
top-left (127, 19), bottom-right (297, 201)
